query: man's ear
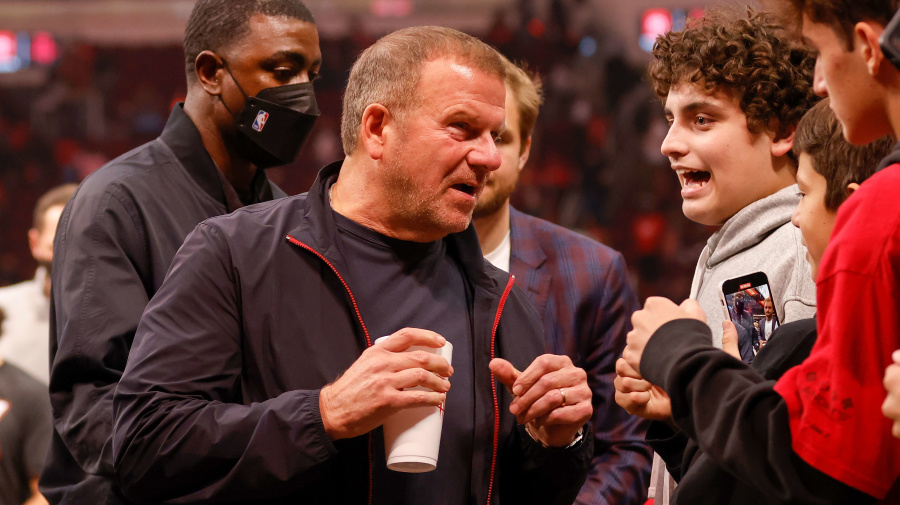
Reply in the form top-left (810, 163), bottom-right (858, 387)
top-left (856, 21), bottom-right (886, 77)
top-left (847, 181), bottom-right (862, 196)
top-left (359, 103), bottom-right (391, 160)
top-left (517, 135), bottom-right (532, 172)
top-left (770, 125), bottom-right (795, 158)
top-left (27, 228), bottom-right (40, 258)
top-left (194, 50), bottom-right (225, 96)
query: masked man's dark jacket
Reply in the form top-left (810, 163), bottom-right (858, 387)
top-left (42, 105), bottom-right (284, 505)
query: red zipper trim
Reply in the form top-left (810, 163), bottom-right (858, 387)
top-left (486, 274), bottom-right (516, 505)
top-left (286, 234), bottom-right (374, 505)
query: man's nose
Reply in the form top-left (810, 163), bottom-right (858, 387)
top-left (468, 133), bottom-right (502, 173)
top-left (660, 124), bottom-right (685, 159)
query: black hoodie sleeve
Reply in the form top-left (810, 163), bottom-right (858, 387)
top-left (640, 319), bottom-right (875, 504)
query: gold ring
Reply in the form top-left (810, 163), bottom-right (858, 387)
top-left (560, 388), bottom-right (567, 406)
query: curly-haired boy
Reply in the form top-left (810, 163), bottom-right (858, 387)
top-left (647, 8), bottom-right (818, 353)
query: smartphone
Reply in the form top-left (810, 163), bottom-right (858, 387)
top-left (879, 8), bottom-right (900, 70)
top-left (719, 272), bottom-right (780, 338)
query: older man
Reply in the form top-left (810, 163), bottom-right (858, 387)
top-left (43, 1), bottom-right (321, 503)
top-left (112, 26), bottom-right (593, 505)
top-left (472, 56), bottom-right (651, 505)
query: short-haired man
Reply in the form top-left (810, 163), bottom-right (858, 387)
top-left (0, 183), bottom-right (76, 384)
top-left (758, 298), bottom-right (778, 346)
top-left (472, 56), bottom-right (651, 505)
top-left (616, 97), bottom-right (895, 504)
top-left (112, 26), bottom-right (593, 505)
top-left (42, 1), bottom-right (322, 503)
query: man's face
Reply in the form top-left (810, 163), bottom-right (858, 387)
top-left (473, 84), bottom-right (529, 219)
top-left (801, 15), bottom-right (889, 145)
top-left (764, 299), bottom-right (775, 317)
top-left (218, 14), bottom-right (321, 113)
top-left (790, 153), bottom-right (838, 282)
top-left (379, 58), bottom-right (505, 240)
top-left (661, 83), bottom-right (784, 226)
top-left (28, 204), bottom-right (64, 267)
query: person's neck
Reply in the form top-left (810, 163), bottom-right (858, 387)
top-left (766, 315), bottom-right (773, 321)
top-left (472, 202), bottom-right (511, 255)
top-left (331, 157), bottom-right (443, 243)
top-left (183, 94), bottom-right (257, 193)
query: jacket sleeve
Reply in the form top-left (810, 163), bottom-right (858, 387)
top-left (576, 252), bottom-right (652, 505)
top-left (113, 222), bottom-right (339, 503)
top-left (500, 420), bottom-right (594, 505)
top-left (640, 319), bottom-right (875, 505)
top-left (48, 186), bottom-right (151, 478)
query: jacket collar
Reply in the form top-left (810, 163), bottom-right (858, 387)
top-left (508, 206), bottom-right (552, 321)
top-left (160, 103), bottom-right (277, 211)
top-left (509, 207), bottom-right (547, 269)
top-left (876, 140), bottom-right (900, 172)
top-left (286, 161), bottom-right (504, 293)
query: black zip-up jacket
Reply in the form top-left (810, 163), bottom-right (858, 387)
top-left (112, 161), bottom-right (593, 505)
top-left (42, 105), bottom-right (284, 505)
top-left (642, 318), bottom-right (875, 504)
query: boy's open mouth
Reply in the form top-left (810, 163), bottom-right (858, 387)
top-left (676, 168), bottom-right (711, 189)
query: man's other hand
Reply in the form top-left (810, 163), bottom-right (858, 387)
top-left (490, 355), bottom-right (592, 448)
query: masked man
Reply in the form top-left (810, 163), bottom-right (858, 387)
top-left (41, 1), bottom-right (321, 503)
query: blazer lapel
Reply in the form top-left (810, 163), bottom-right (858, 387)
top-left (509, 208), bottom-right (552, 322)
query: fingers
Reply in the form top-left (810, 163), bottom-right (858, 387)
top-left (721, 321), bottom-right (741, 360)
top-left (507, 355), bottom-right (591, 425)
top-left (615, 389), bottom-right (650, 414)
top-left (371, 329), bottom-right (454, 378)
top-left (489, 358), bottom-right (520, 393)
top-left (615, 357), bottom-right (641, 379)
top-left (622, 339), bottom-right (643, 375)
top-left (509, 354), bottom-right (572, 397)
top-left (378, 327), bottom-right (446, 351)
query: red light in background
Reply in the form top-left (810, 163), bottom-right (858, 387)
top-left (370, 0), bottom-right (412, 18)
top-left (642, 9), bottom-right (672, 38)
top-left (527, 18), bottom-right (545, 39)
top-left (689, 8), bottom-right (705, 20)
top-left (32, 32), bottom-right (57, 64)
top-left (0, 32), bottom-right (16, 64)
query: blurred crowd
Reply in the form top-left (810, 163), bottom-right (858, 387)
top-left (0, 2), bottom-right (711, 301)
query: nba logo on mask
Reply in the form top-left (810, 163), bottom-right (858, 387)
top-left (252, 110), bottom-right (270, 132)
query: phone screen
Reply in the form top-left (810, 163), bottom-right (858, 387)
top-left (721, 272), bottom-right (779, 362)
top-left (723, 284), bottom-right (778, 328)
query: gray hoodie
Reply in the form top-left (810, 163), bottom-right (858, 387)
top-left (689, 184), bottom-right (817, 347)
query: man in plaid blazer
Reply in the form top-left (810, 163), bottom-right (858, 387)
top-left (473, 55), bottom-right (652, 505)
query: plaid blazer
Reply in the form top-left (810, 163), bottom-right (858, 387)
top-left (509, 207), bottom-right (652, 505)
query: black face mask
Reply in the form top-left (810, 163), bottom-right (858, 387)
top-left (222, 62), bottom-right (319, 169)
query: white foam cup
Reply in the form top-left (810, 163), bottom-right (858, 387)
top-left (375, 335), bottom-right (453, 472)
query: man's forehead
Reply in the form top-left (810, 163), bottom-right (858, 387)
top-left (664, 82), bottom-right (737, 113)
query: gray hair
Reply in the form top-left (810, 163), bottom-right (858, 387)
top-left (340, 26), bottom-right (505, 155)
